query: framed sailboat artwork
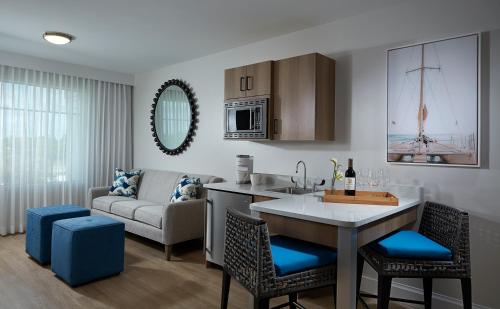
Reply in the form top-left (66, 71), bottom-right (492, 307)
top-left (387, 33), bottom-right (480, 167)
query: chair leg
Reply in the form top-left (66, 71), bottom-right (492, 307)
top-left (289, 292), bottom-right (298, 309)
top-left (461, 278), bottom-right (472, 309)
top-left (357, 254), bottom-right (364, 303)
top-left (332, 285), bottom-right (337, 306)
top-left (423, 278), bottom-right (432, 309)
top-left (165, 244), bottom-right (172, 261)
top-left (254, 297), bottom-right (269, 309)
top-left (221, 270), bottom-right (231, 309)
top-left (377, 275), bottom-right (392, 309)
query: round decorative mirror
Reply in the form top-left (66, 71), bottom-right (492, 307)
top-left (151, 79), bottom-right (198, 155)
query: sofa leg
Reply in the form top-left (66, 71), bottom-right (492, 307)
top-left (165, 245), bottom-right (172, 261)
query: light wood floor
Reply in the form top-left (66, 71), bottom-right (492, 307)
top-left (0, 234), bottom-right (411, 309)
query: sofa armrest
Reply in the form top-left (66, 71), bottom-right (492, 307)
top-left (163, 198), bottom-right (205, 245)
top-left (86, 186), bottom-right (110, 209)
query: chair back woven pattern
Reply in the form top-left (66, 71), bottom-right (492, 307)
top-left (360, 201), bottom-right (471, 278)
top-left (419, 202), bottom-right (471, 274)
top-left (223, 209), bottom-right (337, 298)
top-left (223, 209), bottom-right (274, 296)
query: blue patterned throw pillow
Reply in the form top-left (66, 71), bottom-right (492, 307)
top-left (108, 169), bottom-right (142, 198)
top-left (170, 176), bottom-right (202, 202)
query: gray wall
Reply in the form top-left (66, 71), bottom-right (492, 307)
top-left (133, 0), bottom-right (500, 307)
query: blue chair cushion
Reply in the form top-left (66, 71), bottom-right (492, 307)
top-left (25, 205), bottom-right (90, 264)
top-left (374, 230), bottom-right (452, 261)
top-left (51, 215), bottom-right (125, 286)
top-left (270, 235), bottom-right (337, 277)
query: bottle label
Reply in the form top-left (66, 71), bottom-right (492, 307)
top-left (345, 177), bottom-right (356, 190)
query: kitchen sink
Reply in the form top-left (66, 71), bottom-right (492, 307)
top-left (267, 187), bottom-right (314, 195)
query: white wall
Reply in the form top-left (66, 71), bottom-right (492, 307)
top-left (133, 0), bottom-right (500, 307)
top-left (0, 50), bottom-right (134, 85)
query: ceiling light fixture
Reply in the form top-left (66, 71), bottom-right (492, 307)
top-left (43, 31), bottom-right (74, 45)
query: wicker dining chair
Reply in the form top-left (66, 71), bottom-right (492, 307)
top-left (221, 209), bottom-right (337, 309)
top-left (357, 201), bottom-right (471, 309)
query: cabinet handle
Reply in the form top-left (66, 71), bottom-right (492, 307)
top-left (273, 119), bottom-right (278, 134)
top-left (203, 198), bottom-right (208, 257)
top-left (205, 198), bottom-right (213, 255)
top-left (246, 76), bottom-right (253, 90)
top-left (240, 77), bottom-right (245, 92)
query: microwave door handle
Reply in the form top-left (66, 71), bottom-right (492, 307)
top-left (250, 109), bottom-right (254, 130)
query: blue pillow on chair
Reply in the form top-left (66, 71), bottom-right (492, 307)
top-left (374, 230), bottom-right (452, 261)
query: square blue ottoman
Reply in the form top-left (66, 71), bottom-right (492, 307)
top-left (51, 215), bottom-right (125, 286)
top-left (26, 205), bottom-right (90, 264)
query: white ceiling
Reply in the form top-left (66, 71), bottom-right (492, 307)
top-left (0, 0), bottom-right (405, 74)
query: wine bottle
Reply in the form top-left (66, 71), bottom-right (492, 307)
top-left (344, 158), bottom-right (356, 196)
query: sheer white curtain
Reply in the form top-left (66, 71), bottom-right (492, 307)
top-left (0, 65), bottom-right (132, 235)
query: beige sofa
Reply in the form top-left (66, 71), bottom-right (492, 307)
top-left (87, 169), bottom-right (223, 260)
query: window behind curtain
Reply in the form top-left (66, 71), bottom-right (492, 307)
top-left (0, 65), bottom-right (132, 236)
top-left (0, 81), bottom-right (81, 186)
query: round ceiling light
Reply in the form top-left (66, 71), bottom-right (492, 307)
top-left (43, 31), bottom-right (74, 45)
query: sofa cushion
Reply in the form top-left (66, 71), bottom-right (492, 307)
top-left (137, 170), bottom-right (182, 204)
top-left (110, 200), bottom-right (158, 219)
top-left (109, 169), bottom-right (142, 198)
top-left (134, 205), bottom-right (163, 229)
top-left (93, 196), bottom-right (135, 213)
top-left (170, 176), bottom-right (202, 202)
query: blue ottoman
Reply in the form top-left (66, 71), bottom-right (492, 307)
top-left (26, 205), bottom-right (90, 264)
top-left (51, 215), bottom-right (125, 286)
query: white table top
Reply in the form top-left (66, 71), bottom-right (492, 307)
top-left (204, 181), bottom-right (423, 228)
top-left (250, 194), bottom-right (421, 228)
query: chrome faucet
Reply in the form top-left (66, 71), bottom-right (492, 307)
top-left (295, 160), bottom-right (307, 190)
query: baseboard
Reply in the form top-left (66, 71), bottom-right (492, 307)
top-left (360, 275), bottom-right (491, 309)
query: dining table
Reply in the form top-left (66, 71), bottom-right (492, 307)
top-left (249, 185), bottom-right (422, 309)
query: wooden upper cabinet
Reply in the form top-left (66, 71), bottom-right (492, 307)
top-left (245, 61), bottom-right (272, 97)
top-left (224, 65), bottom-right (247, 100)
top-left (273, 53), bottom-right (335, 141)
top-left (224, 61), bottom-right (272, 100)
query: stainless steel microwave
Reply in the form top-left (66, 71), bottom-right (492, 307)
top-left (224, 98), bottom-right (268, 139)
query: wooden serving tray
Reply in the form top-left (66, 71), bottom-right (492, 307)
top-left (323, 189), bottom-right (399, 206)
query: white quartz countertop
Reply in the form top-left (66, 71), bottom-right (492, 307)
top-left (204, 181), bottom-right (422, 228)
top-left (249, 194), bottom-right (421, 228)
top-left (203, 182), bottom-right (296, 199)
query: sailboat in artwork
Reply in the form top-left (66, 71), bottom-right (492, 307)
top-left (388, 37), bottom-right (478, 165)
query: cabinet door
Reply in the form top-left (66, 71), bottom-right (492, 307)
top-left (245, 61), bottom-right (272, 97)
top-left (273, 54), bottom-right (316, 140)
top-left (224, 66), bottom-right (247, 100)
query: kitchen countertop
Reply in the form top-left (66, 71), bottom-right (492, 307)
top-left (249, 194), bottom-right (421, 228)
top-left (203, 181), bottom-right (300, 199)
top-left (204, 181), bottom-right (422, 228)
